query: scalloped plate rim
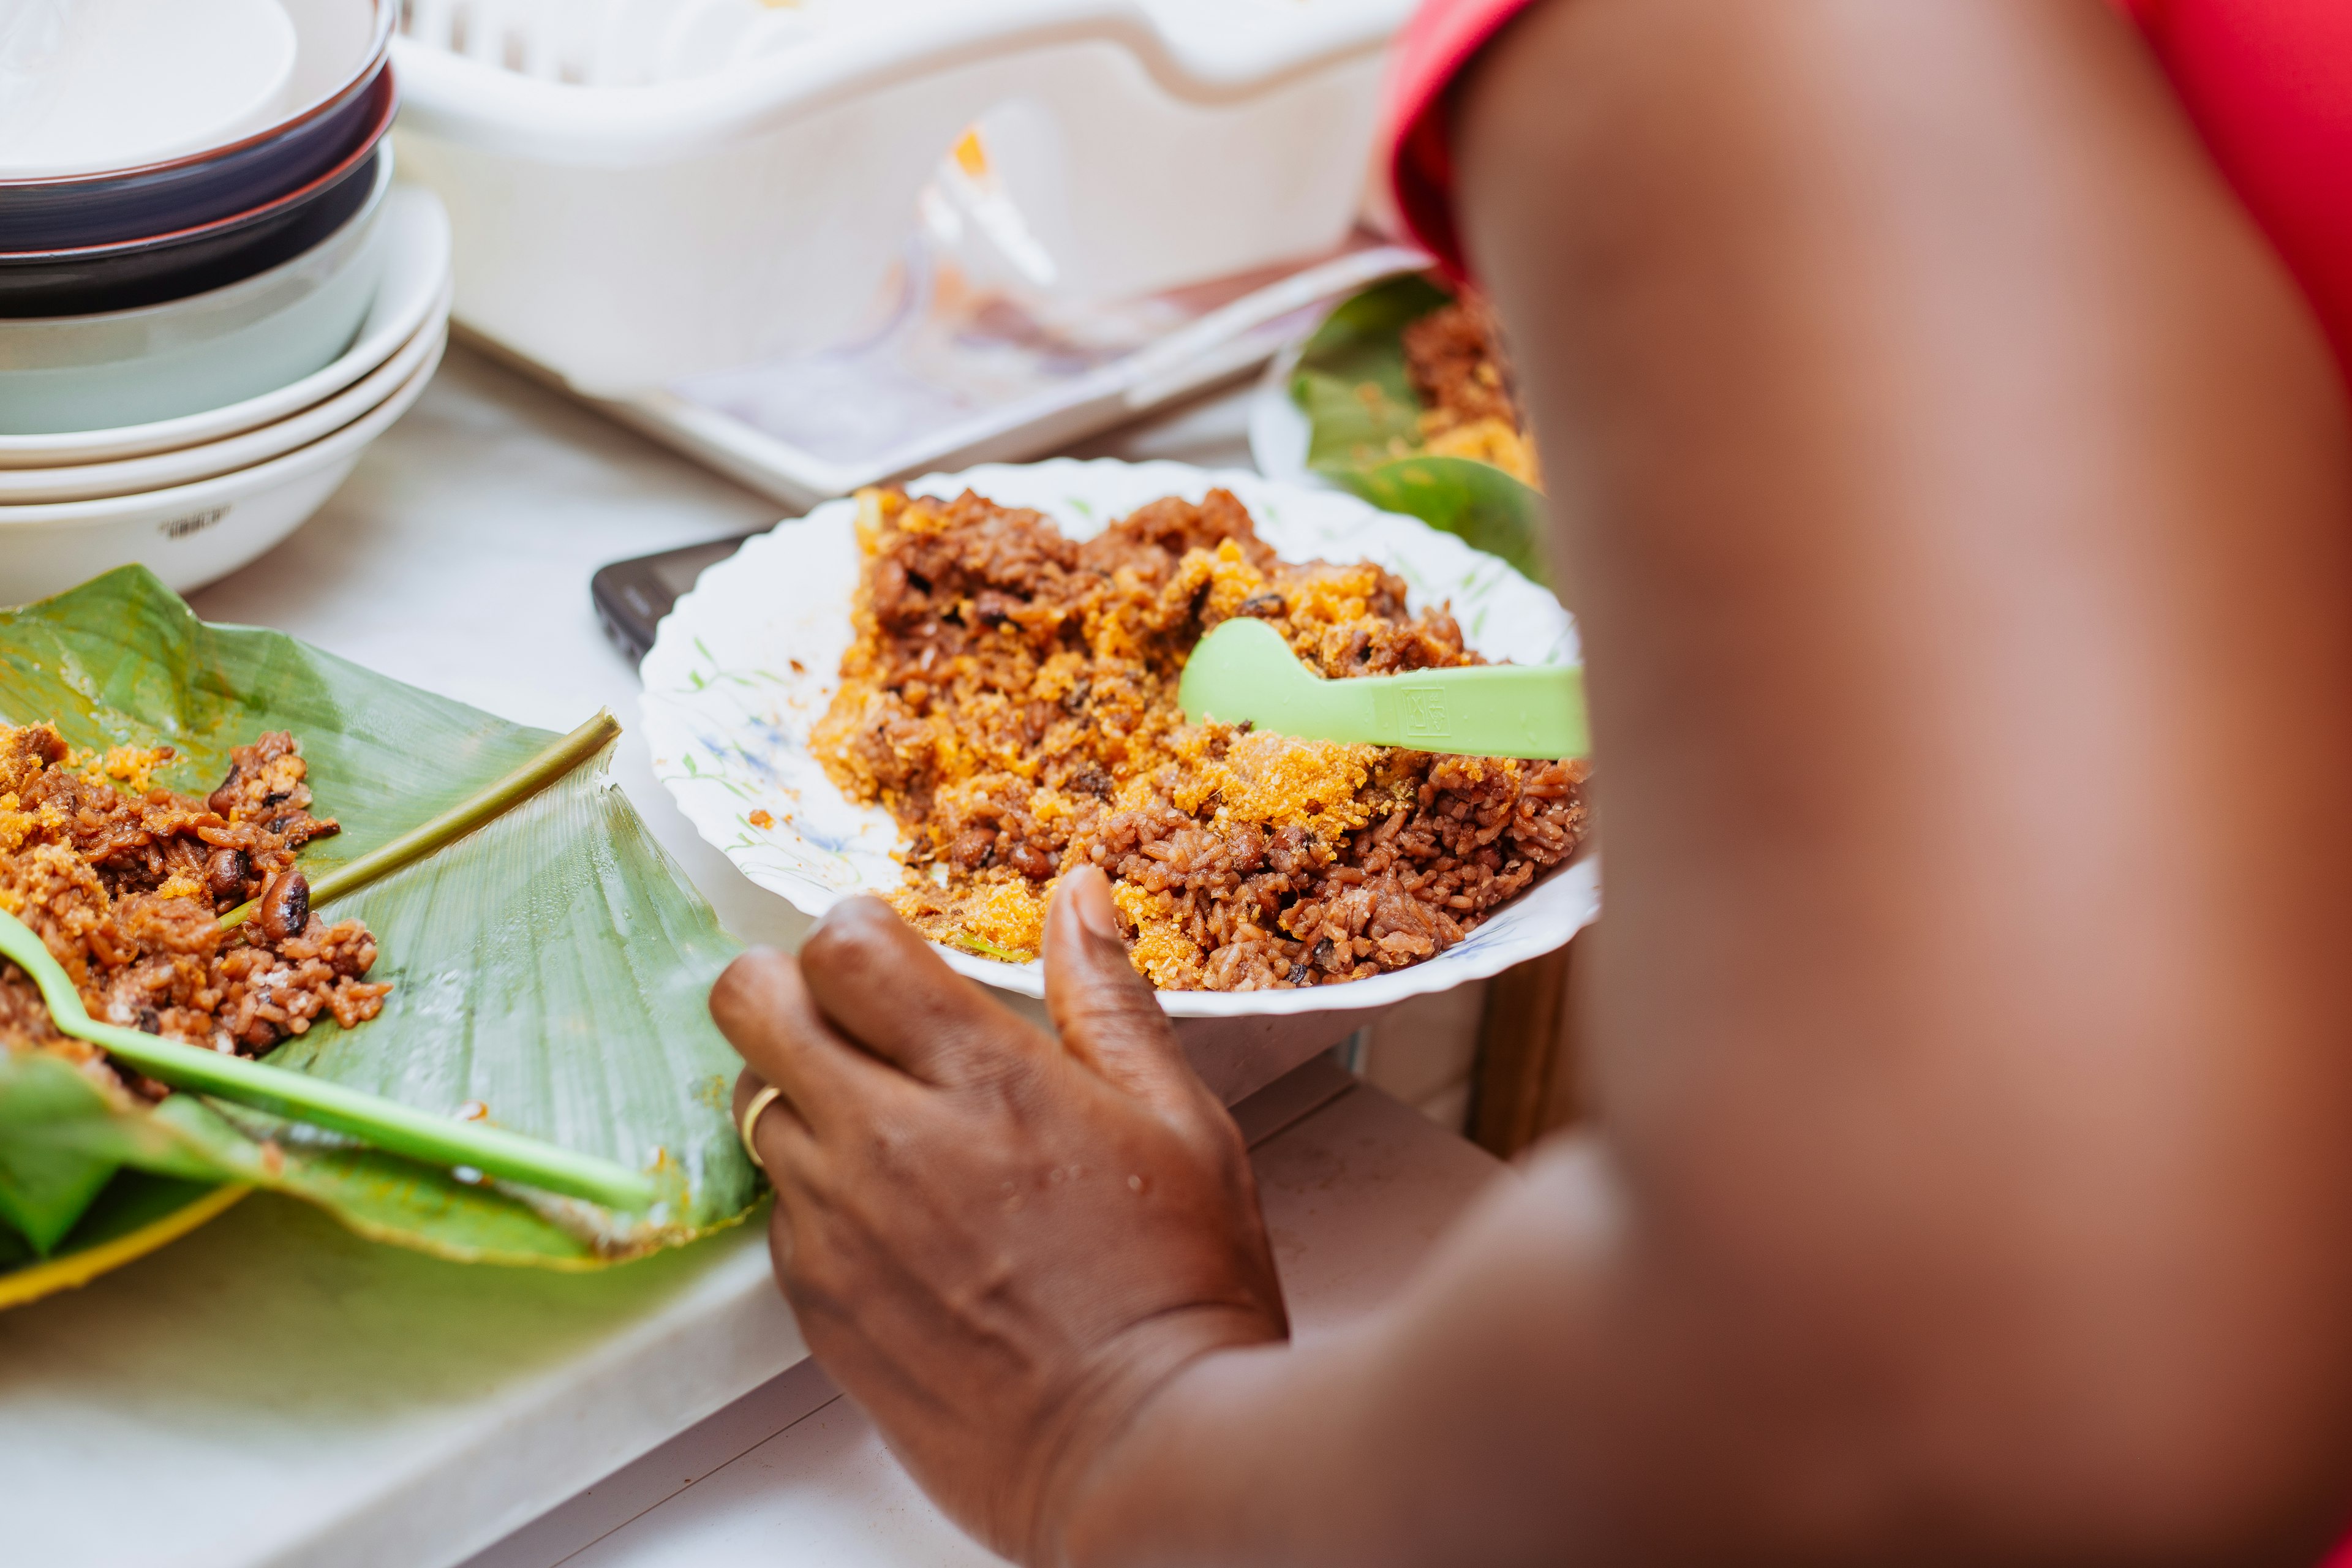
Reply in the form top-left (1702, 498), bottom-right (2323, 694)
top-left (641, 458), bottom-right (1600, 1018)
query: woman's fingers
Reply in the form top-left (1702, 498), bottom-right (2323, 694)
top-left (796, 897), bottom-right (1054, 1088)
top-left (712, 945), bottom-right (905, 1133)
top-left (1043, 869), bottom-right (1205, 1116)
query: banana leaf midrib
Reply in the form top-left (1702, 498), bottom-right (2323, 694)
top-left (220, 709), bottom-right (621, 928)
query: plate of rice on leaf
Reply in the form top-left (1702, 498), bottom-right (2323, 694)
top-left (643, 459), bottom-right (1600, 1019)
top-left (0, 568), bottom-right (759, 1308)
top-left (1253, 273), bottom-right (1552, 589)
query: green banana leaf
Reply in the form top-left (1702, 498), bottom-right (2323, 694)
top-left (1291, 273), bottom-right (1554, 589)
top-left (0, 1165), bottom-right (243, 1302)
top-left (0, 567), bottom-right (757, 1279)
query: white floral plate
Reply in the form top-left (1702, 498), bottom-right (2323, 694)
top-left (641, 458), bottom-right (1600, 1017)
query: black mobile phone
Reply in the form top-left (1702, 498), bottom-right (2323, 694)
top-left (592, 533), bottom-right (763, 666)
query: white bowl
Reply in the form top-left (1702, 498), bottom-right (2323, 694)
top-left (0, 184), bottom-right (451, 467)
top-left (642, 457), bottom-right (1600, 1019)
top-left (0, 330), bottom-right (443, 603)
top-left (0, 149), bottom-right (394, 437)
top-left (0, 288), bottom-right (448, 503)
top-left (0, 0), bottom-right (298, 178)
top-left (277, 0), bottom-right (390, 137)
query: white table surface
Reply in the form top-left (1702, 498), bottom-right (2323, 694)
top-left (0, 348), bottom-right (1506, 1568)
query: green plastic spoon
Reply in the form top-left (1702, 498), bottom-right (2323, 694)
top-left (0, 907), bottom-right (657, 1212)
top-left (1178, 617), bottom-right (1589, 759)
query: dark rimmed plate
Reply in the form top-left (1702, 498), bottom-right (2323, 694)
top-left (0, 71), bottom-right (396, 319)
top-left (0, 0), bottom-right (393, 254)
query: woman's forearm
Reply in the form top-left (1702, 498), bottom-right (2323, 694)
top-left (1060, 1), bottom-right (2352, 1562)
top-left (1060, 1153), bottom-right (1634, 1567)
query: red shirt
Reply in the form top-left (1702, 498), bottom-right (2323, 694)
top-left (1382, 0), bottom-right (2352, 373)
top-left (1378, 4), bottom-right (2352, 1563)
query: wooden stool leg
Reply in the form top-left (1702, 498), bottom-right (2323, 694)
top-left (1468, 936), bottom-right (1582, 1158)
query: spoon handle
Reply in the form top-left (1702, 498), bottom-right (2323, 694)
top-left (1180, 618), bottom-right (1589, 759)
top-left (1353, 663), bottom-right (1589, 759)
top-left (1241, 660), bottom-right (1588, 759)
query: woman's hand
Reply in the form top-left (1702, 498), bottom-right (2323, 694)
top-left (715, 868), bottom-right (1288, 1565)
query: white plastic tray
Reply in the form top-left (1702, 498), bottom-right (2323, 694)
top-left (504, 238), bottom-right (1425, 510)
top-left (391, 0), bottom-right (1417, 391)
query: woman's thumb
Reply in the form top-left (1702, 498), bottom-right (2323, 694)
top-left (1043, 867), bottom-right (1199, 1109)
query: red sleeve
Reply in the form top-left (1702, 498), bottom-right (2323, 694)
top-left (2125, 0), bottom-right (2352, 370)
top-left (1382, 0), bottom-right (2352, 373)
top-left (1380, 0), bottom-right (1543, 282)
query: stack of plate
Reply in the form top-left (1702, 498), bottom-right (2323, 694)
top-left (0, 0), bottom-right (452, 602)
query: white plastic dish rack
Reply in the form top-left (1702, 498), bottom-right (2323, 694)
top-left (391, 0), bottom-right (1414, 396)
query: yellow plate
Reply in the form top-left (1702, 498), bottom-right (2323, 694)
top-left (0, 1175), bottom-right (247, 1310)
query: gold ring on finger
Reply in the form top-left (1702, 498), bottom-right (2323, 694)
top-left (739, 1082), bottom-right (786, 1172)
